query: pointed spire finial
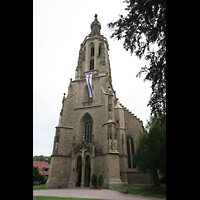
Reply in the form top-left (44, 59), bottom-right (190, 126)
top-left (90, 14), bottom-right (101, 35)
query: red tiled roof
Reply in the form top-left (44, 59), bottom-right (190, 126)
top-left (33, 161), bottom-right (50, 176)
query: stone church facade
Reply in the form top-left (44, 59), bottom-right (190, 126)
top-left (46, 14), bottom-right (156, 189)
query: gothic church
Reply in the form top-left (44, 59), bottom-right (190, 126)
top-left (46, 14), bottom-right (156, 189)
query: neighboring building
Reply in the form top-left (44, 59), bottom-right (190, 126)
top-left (33, 161), bottom-right (50, 176)
top-left (46, 14), bottom-right (157, 189)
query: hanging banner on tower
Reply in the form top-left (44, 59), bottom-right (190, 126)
top-left (86, 74), bottom-right (93, 99)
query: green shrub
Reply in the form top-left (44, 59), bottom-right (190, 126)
top-left (97, 173), bottom-right (104, 186)
top-left (33, 166), bottom-right (40, 184)
top-left (91, 173), bottom-right (97, 185)
top-left (33, 180), bottom-right (40, 186)
top-left (159, 175), bottom-right (166, 184)
top-left (33, 166), bottom-right (48, 185)
top-left (39, 175), bottom-right (48, 184)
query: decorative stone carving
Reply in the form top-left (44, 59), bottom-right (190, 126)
top-left (109, 136), bottom-right (112, 151)
top-left (107, 126), bottom-right (112, 152)
top-left (109, 110), bottom-right (112, 120)
top-left (80, 147), bottom-right (87, 165)
top-left (55, 141), bottom-right (58, 152)
top-left (54, 134), bottom-right (59, 153)
top-left (114, 133), bottom-right (117, 151)
top-left (73, 140), bottom-right (93, 156)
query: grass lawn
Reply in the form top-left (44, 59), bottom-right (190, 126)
top-left (111, 186), bottom-right (166, 198)
top-left (33, 184), bottom-right (47, 190)
top-left (142, 187), bottom-right (166, 198)
top-left (111, 186), bottom-right (151, 195)
top-left (33, 197), bottom-right (106, 200)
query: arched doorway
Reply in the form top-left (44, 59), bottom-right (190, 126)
top-left (85, 156), bottom-right (91, 187)
top-left (76, 156), bottom-right (82, 187)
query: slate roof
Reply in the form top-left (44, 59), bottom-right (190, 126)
top-left (33, 161), bottom-right (50, 176)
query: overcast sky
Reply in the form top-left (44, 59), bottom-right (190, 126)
top-left (33, 0), bottom-right (152, 156)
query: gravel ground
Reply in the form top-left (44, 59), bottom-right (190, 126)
top-left (33, 188), bottom-right (166, 200)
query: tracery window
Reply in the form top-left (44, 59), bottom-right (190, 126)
top-left (91, 46), bottom-right (94, 56)
top-left (85, 120), bottom-right (92, 143)
top-left (127, 136), bottom-right (136, 168)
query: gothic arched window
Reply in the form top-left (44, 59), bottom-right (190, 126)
top-left (90, 43), bottom-right (94, 70)
top-left (85, 120), bottom-right (92, 143)
top-left (91, 46), bottom-right (94, 57)
top-left (99, 45), bottom-right (101, 56)
top-left (127, 136), bottom-right (136, 168)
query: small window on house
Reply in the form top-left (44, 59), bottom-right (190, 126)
top-left (90, 59), bottom-right (94, 70)
top-left (43, 167), bottom-right (49, 171)
top-left (116, 120), bottom-right (119, 124)
top-left (91, 46), bottom-right (94, 56)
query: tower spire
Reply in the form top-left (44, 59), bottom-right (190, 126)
top-left (90, 13), bottom-right (101, 35)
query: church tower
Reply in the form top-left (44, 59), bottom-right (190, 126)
top-left (46, 14), bottom-right (157, 189)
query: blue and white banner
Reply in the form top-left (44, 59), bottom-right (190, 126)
top-left (86, 74), bottom-right (93, 98)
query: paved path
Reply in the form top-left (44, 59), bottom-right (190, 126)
top-left (33, 188), bottom-right (166, 200)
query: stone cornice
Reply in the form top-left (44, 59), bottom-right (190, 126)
top-left (102, 119), bottom-right (115, 126)
top-left (81, 35), bottom-right (109, 50)
top-left (55, 125), bottom-right (73, 129)
top-left (73, 74), bottom-right (106, 82)
top-left (74, 104), bottom-right (102, 110)
top-left (115, 127), bottom-right (126, 130)
top-left (51, 154), bottom-right (71, 158)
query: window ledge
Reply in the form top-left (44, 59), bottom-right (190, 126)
top-left (74, 104), bottom-right (102, 110)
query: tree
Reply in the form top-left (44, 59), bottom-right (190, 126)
top-left (33, 166), bottom-right (40, 184)
top-left (133, 116), bottom-right (166, 178)
top-left (33, 155), bottom-right (51, 164)
top-left (33, 166), bottom-right (48, 185)
top-left (108, 0), bottom-right (166, 122)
